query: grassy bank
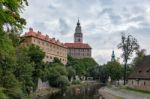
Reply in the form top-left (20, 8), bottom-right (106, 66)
top-left (125, 87), bottom-right (150, 94)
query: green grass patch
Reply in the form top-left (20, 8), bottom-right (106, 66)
top-left (126, 87), bottom-right (150, 94)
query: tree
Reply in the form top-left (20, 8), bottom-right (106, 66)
top-left (118, 33), bottom-right (139, 85)
top-left (67, 56), bottom-right (98, 78)
top-left (0, 0), bottom-right (27, 32)
top-left (27, 44), bottom-right (45, 63)
top-left (105, 61), bottom-right (123, 83)
top-left (14, 48), bottom-right (34, 94)
top-left (25, 44), bottom-right (45, 90)
top-left (132, 49), bottom-right (146, 68)
top-left (56, 76), bottom-right (69, 88)
top-left (67, 66), bottom-right (76, 81)
top-left (99, 66), bottom-right (109, 83)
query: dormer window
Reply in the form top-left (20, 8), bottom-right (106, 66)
top-left (138, 70), bottom-right (142, 73)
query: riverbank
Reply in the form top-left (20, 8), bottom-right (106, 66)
top-left (99, 87), bottom-right (124, 99)
top-left (23, 87), bottom-right (60, 99)
top-left (99, 85), bottom-right (150, 99)
top-left (24, 81), bottom-right (100, 99)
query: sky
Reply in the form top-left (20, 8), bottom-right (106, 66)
top-left (22, 0), bottom-right (150, 64)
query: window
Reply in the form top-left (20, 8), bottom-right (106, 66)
top-left (138, 70), bottom-right (142, 73)
top-left (144, 82), bottom-right (146, 86)
top-left (42, 42), bottom-right (44, 45)
top-left (38, 40), bottom-right (40, 44)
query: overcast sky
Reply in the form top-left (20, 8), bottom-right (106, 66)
top-left (22, 0), bottom-right (150, 64)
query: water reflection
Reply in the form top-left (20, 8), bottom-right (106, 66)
top-left (37, 84), bottom-right (104, 99)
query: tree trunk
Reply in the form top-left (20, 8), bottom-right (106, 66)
top-left (124, 61), bottom-right (127, 85)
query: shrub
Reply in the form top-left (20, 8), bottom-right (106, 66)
top-left (72, 80), bottom-right (81, 85)
top-left (56, 76), bottom-right (69, 88)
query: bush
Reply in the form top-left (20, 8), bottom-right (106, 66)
top-left (56, 76), bottom-right (69, 88)
top-left (0, 88), bottom-right (9, 99)
top-left (72, 80), bottom-right (81, 85)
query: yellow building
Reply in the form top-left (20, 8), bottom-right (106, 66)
top-left (22, 28), bottom-right (67, 64)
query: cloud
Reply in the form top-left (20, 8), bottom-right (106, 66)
top-left (58, 18), bottom-right (70, 35)
top-left (22, 0), bottom-right (150, 64)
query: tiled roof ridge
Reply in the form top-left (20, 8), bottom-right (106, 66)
top-left (23, 28), bottom-right (66, 48)
top-left (64, 42), bottom-right (91, 49)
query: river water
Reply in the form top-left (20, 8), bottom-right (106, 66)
top-left (37, 83), bottom-right (104, 99)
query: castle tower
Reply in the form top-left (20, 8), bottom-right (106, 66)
top-left (74, 19), bottom-right (83, 43)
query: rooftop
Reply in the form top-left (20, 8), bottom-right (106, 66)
top-left (128, 55), bottom-right (150, 80)
top-left (64, 42), bottom-right (91, 49)
top-left (23, 28), bottom-right (66, 48)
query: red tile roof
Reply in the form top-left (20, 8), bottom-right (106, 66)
top-left (64, 43), bottom-right (91, 49)
top-left (23, 28), bottom-right (66, 48)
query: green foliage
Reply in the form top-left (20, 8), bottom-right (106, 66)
top-left (0, 31), bottom-right (15, 56)
top-left (15, 48), bottom-right (34, 94)
top-left (0, 0), bottom-right (28, 31)
top-left (105, 61), bottom-right (123, 81)
top-left (72, 80), bottom-right (81, 85)
top-left (67, 66), bottom-right (76, 81)
top-left (0, 0), bottom-right (34, 98)
top-left (0, 88), bottom-right (9, 99)
top-left (55, 65), bottom-right (68, 75)
top-left (67, 56), bottom-right (98, 77)
top-left (27, 44), bottom-right (45, 63)
top-left (53, 57), bottom-right (63, 64)
top-left (56, 76), bottom-right (69, 88)
top-left (132, 49), bottom-right (146, 68)
top-left (45, 61), bottom-right (69, 88)
top-left (99, 66), bottom-right (109, 83)
top-left (88, 66), bottom-right (100, 79)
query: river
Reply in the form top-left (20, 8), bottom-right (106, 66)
top-left (37, 83), bottom-right (104, 99)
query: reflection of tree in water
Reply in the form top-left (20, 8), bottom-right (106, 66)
top-left (46, 84), bottom-right (102, 99)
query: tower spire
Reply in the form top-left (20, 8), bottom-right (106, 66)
top-left (77, 17), bottom-right (80, 26)
top-left (111, 50), bottom-right (115, 61)
top-left (74, 18), bottom-right (83, 43)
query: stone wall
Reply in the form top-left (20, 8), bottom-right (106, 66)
top-left (128, 79), bottom-right (150, 92)
top-left (36, 78), bottom-right (50, 91)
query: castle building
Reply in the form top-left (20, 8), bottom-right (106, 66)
top-left (21, 28), bottom-right (68, 64)
top-left (64, 20), bottom-right (92, 58)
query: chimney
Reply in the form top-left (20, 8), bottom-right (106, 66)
top-left (29, 28), bottom-right (33, 32)
top-left (52, 38), bottom-right (55, 40)
top-left (57, 40), bottom-right (59, 42)
top-left (37, 31), bottom-right (41, 35)
top-left (45, 34), bottom-right (49, 40)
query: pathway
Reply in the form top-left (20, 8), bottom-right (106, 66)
top-left (99, 86), bottom-right (150, 99)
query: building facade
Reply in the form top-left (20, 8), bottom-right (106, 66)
top-left (64, 20), bottom-right (92, 58)
top-left (22, 28), bottom-right (68, 64)
top-left (128, 55), bottom-right (150, 92)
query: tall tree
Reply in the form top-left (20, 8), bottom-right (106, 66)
top-left (105, 61), bottom-right (123, 82)
top-left (132, 49), bottom-right (146, 68)
top-left (0, 0), bottom-right (27, 32)
top-left (118, 33), bottom-right (139, 85)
